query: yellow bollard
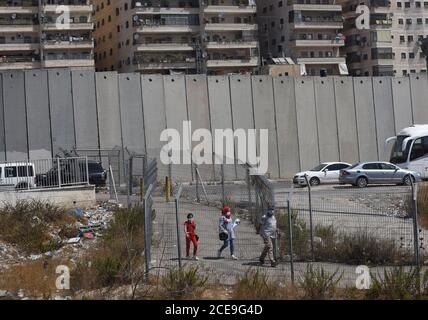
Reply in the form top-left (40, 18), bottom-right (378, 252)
top-left (166, 176), bottom-right (171, 202)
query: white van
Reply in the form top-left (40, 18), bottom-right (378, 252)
top-left (0, 163), bottom-right (36, 190)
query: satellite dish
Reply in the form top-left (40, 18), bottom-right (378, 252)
top-left (133, 33), bottom-right (140, 40)
top-left (133, 15), bottom-right (139, 22)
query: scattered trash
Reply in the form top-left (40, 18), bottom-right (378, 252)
top-left (66, 237), bottom-right (81, 245)
top-left (0, 290), bottom-right (9, 298)
top-left (69, 208), bottom-right (84, 218)
top-left (29, 254), bottom-right (42, 261)
top-left (83, 232), bottom-right (95, 240)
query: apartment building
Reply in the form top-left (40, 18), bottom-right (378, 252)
top-left (257, 0), bottom-right (347, 76)
top-left (0, 0), bottom-right (95, 70)
top-left (340, 0), bottom-right (427, 76)
top-left (391, 0), bottom-right (428, 75)
top-left (94, 0), bottom-right (259, 75)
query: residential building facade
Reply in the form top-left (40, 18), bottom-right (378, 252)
top-left (257, 0), bottom-right (347, 76)
top-left (94, 0), bottom-right (259, 75)
top-left (0, 0), bottom-right (95, 70)
top-left (340, 0), bottom-right (427, 76)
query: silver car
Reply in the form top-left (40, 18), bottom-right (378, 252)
top-left (339, 162), bottom-right (422, 188)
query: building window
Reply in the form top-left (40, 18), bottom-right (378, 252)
top-left (409, 52), bottom-right (415, 59)
top-left (401, 52), bottom-right (407, 59)
top-left (405, 2), bottom-right (410, 7)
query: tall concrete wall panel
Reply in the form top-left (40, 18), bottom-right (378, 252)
top-left (95, 72), bottom-right (123, 184)
top-left (185, 75), bottom-right (213, 180)
top-left (252, 76), bottom-right (279, 178)
top-left (208, 76), bottom-right (236, 180)
top-left (0, 75), bottom-right (6, 162)
top-left (392, 77), bottom-right (413, 133)
top-left (141, 75), bottom-right (167, 178)
top-left (229, 75), bottom-right (255, 179)
top-left (48, 69), bottom-right (75, 156)
top-left (163, 75), bottom-right (191, 181)
top-left (71, 70), bottom-right (99, 150)
top-left (409, 74), bottom-right (428, 124)
top-left (373, 77), bottom-right (395, 161)
top-left (314, 77), bottom-right (340, 163)
top-left (95, 72), bottom-right (122, 150)
top-left (25, 70), bottom-right (52, 160)
top-left (353, 77), bottom-right (378, 161)
top-left (333, 77), bottom-right (359, 164)
top-left (273, 77), bottom-right (300, 177)
top-left (294, 77), bottom-right (319, 171)
top-left (118, 73), bottom-right (145, 155)
top-left (2, 71), bottom-right (28, 161)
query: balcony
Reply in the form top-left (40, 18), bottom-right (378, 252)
top-left (42, 40), bottom-right (94, 50)
top-left (135, 62), bottom-right (196, 70)
top-left (0, 7), bottom-right (38, 15)
top-left (43, 59), bottom-right (94, 68)
top-left (0, 55), bottom-right (40, 70)
top-left (206, 57), bottom-right (258, 68)
top-left (291, 19), bottom-right (343, 29)
top-left (206, 40), bottom-right (258, 49)
top-left (290, 39), bottom-right (344, 47)
top-left (297, 56), bottom-right (346, 64)
top-left (205, 23), bottom-right (258, 31)
top-left (290, 4), bottom-right (342, 12)
top-left (43, 5), bottom-right (93, 13)
top-left (42, 22), bottom-right (94, 31)
top-left (203, 5), bottom-right (257, 14)
top-left (135, 42), bottom-right (194, 52)
top-left (136, 25), bottom-right (199, 34)
top-left (0, 42), bottom-right (38, 51)
top-left (134, 7), bottom-right (199, 15)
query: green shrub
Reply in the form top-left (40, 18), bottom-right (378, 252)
top-left (299, 264), bottom-right (343, 300)
top-left (277, 211), bottom-right (311, 260)
top-left (233, 269), bottom-right (285, 300)
top-left (367, 267), bottom-right (428, 300)
top-left (160, 266), bottom-right (208, 300)
top-left (71, 206), bottom-right (146, 292)
top-left (0, 200), bottom-right (72, 253)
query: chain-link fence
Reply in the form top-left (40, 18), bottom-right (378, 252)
top-left (146, 157), bottom-right (428, 286)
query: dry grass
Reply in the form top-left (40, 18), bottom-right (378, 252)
top-left (0, 200), bottom-right (79, 254)
top-left (418, 182), bottom-right (428, 229)
top-left (232, 269), bottom-right (296, 300)
top-left (0, 258), bottom-right (71, 299)
top-left (71, 207), bottom-right (146, 293)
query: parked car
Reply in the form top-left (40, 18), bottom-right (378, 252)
top-left (0, 162), bottom-right (36, 190)
top-left (35, 159), bottom-right (107, 188)
top-left (293, 162), bottom-right (352, 186)
top-left (339, 162), bottom-right (422, 188)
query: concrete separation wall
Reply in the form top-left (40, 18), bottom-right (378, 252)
top-left (0, 70), bottom-right (427, 180)
top-left (0, 187), bottom-right (96, 209)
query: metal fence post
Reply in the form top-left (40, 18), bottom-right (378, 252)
top-left (221, 163), bottom-right (225, 206)
top-left (411, 180), bottom-right (420, 267)
top-left (304, 175), bottom-right (315, 262)
top-left (144, 184), bottom-right (154, 282)
top-left (195, 164), bottom-right (200, 203)
top-left (85, 156), bottom-right (90, 186)
top-left (246, 168), bottom-right (252, 215)
top-left (287, 198), bottom-right (295, 285)
top-left (175, 184), bottom-right (183, 270)
top-left (57, 158), bottom-right (61, 188)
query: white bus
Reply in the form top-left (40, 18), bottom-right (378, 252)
top-left (387, 125), bottom-right (428, 178)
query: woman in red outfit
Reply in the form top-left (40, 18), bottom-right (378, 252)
top-left (184, 213), bottom-right (199, 260)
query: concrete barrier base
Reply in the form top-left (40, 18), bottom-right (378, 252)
top-left (0, 187), bottom-right (96, 209)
